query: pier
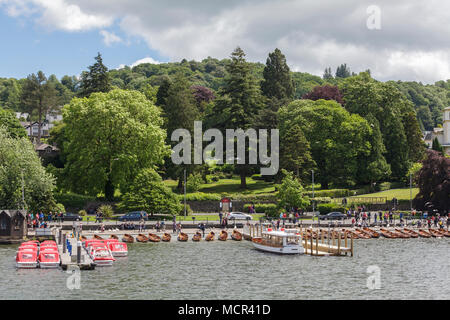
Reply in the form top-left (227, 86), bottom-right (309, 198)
top-left (55, 229), bottom-right (96, 270)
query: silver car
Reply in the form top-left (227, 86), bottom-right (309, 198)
top-left (227, 212), bottom-right (253, 220)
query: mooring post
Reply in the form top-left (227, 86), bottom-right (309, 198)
top-left (58, 228), bottom-right (62, 245)
top-left (344, 230), bottom-right (348, 248)
top-left (351, 233), bottom-right (354, 257)
top-left (77, 240), bottom-right (81, 264)
top-left (316, 231), bottom-right (319, 255)
top-left (62, 233), bottom-right (67, 254)
top-left (337, 231), bottom-right (341, 255)
top-left (310, 229), bottom-right (313, 255)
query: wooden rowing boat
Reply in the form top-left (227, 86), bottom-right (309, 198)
top-left (428, 228), bottom-right (443, 238)
top-left (81, 235), bottom-right (87, 240)
top-left (396, 228), bottom-right (418, 238)
top-left (343, 229), bottom-right (361, 239)
top-left (148, 233), bottom-right (161, 242)
top-left (402, 228), bottom-right (420, 238)
top-left (218, 230), bottom-right (228, 241)
top-left (94, 234), bottom-right (104, 240)
top-left (177, 232), bottom-right (188, 242)
top-left (354, 229), bottom-right (371, 239)
top-left (136, 234), bottom-right (149, 242)
top-left (205, 231), bottom-right (215, 241)
top-left (161, 233), bottom-right (171, 242)
top-left (417, 229), bottom-right (432, 238)
top-left (122, 234), bottom-right (134, 243)
top-left (231, 229), bottom-right (242, 241)
top-left (363, 227), bottom-right (380, 238)
top-left (393, 229), bottom-right (411, 238)
top-left (436, 229), bottom-right (450, 237)
top-left (192, 232), bottom-right (202, 242)
top-left (379, 228), bottom-right (397, 238)
top-left (110, 234), bottom-right (119, 240)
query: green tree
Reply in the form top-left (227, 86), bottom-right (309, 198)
top-left (335, 64), bottom-right (351, 78)
top-left (0, 107), bottom-right (27, 138)
top-left (63, 89), bottom-right (169, 200)
top-left (119, 168), bottom-right (182, 216)
top-left (261, 48), bottom-right (294, 101)
top-left (279, 124), bottom-right (315, 181)
top-left (0, 78), bottom-right (22, 111)
top-left (276, 169), bottom-right (310, 210)
top-left (323, 67), bottom-right (333, 80)
top-left (431, 137), bottom-right (444, 153)
top-left (342, 73), bottom-right (412, 179)
top-left (20, 71), bottom-right (59, 144)
top-left (162, 73), bottom-right (200, 191)
top-left (0, 127), bottom-right (56, 212)
top-left (403, 111), bottom-right (426, 163)
top-left (209, 47), bottom-right (264, 188)
top-left (79, 53), bottom-right (111, 97)
top-left (279, 99), bottom-right (376, 189)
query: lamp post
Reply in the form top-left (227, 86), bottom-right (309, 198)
top-left (409, 173), bottom-right (412, 213)
top-left (184, 168), bottom-right (187, 219)
top-left (311, 170), bottom-right (315, 219)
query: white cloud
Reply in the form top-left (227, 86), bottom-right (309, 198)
top-left (1, 0), bottom-right (449, 82)
top-left (99, 29), bottom-right (122, 46)
top-left (117, 56), bottom-right (161, 70)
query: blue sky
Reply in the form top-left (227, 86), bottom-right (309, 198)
top-left (0, 0), bottom-right (448, 83)
top-left (0, 10), bottom-right (167, 79)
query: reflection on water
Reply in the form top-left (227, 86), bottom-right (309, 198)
top-left (0, 238), bottom-right (449, 299)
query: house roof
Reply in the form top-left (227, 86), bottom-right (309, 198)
top-left (424, 132), bottom-right (433, 141)
top-left (0, 210), bottom-right (27, 219)
top-left (34, 143), bottom-right (59, 151)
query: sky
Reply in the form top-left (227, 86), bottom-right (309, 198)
top-left (0, 0), bottom-right (449, 83)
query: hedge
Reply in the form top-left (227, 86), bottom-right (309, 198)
top-left (54, 192), bottom-right (96, 210)
top-left (305, 189), bottom-right (352, 198)
top-left (243, 203), bottom-right (277, 213)
top-left (317, 203), bottom-right (347, 215)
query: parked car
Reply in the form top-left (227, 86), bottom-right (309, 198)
top-left (63, 212), bottom-right (82, 221)
top-left (319, 212), bottom-right (346, 220)
top-left (118, 211), bottom-right (149, 222)
top-left (227, 212), bottom-right (253, 220)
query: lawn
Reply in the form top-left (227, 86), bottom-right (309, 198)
top-left (165, 175), bottom-right (276, 195)
top-left (351, 188), bottom-right (419, 200)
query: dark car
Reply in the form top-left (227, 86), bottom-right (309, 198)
top-left (118, 211), bottom-right (149, 222)
top-left (63, 212), bottom-right (82, 221)
top-left (319, 212), bottom-right (346, 220)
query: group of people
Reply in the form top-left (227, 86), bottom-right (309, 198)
top-left (27, 211), bottom-right (65, 229)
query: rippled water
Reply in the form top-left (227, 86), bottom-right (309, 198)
top-left (0, 238), bottom-right (449, 299)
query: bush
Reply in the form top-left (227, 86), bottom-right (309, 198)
top-left (179, 193), bottom-right (222, 201)
top-left (211, 175), bottom-right (220, 182)
top-left (244, 203), bottom-right (277, 213)
top-left (53, 203), bottom-right (65, 213)
top-left (54, 192), bottom-right (96, 209)
top-left (317, 203), bottom-right (347, 215)
top-left (98, 205), bottom-right (114, 219)
top-left (78, 210), bottom-right (87, 216)
top-left (186, 173), bottom-right (203, 192)
top-left (305, 189), bottom-right (351, 198)
top-left (178, 204), bottom-right (193, 216)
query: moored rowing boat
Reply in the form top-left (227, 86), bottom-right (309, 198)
top-left (205, 231), bottom-right (215, 241)
top-left (177, 232), bottom-right (188, 242)
top-left (148, 233), bottom-right (161, 242)
top-left (218, 230), bottom-right (228, 241)
top-left (137, 234), bottom-right (149, 242)
top-left (231, 229), bottom-right (242, 241)
top-left (192, 232), bottom-right (202, 242)
top-left (122, 234), bottom-right (135, 243)
top-left (162, 233), bottom-right (171, 242)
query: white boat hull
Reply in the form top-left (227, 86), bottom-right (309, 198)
top-left (16, 262), bottom-right (38, 269)
top-left (253, 242), bottom-right (304, 254)
top-left (94, 259), bottom-right (114, 266)
top-left (111, 251), bottom-right (127, 257)
top-left (39, 262), bottom-right (60, 269)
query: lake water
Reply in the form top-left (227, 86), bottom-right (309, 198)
top-left (1, 238), bottom-right (448, 300)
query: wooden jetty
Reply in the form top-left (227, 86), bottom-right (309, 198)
top-left (57, 229), bottom-right (95, 270)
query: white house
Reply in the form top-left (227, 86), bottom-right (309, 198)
top-left (430, 106), bottom-right (450, 155)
